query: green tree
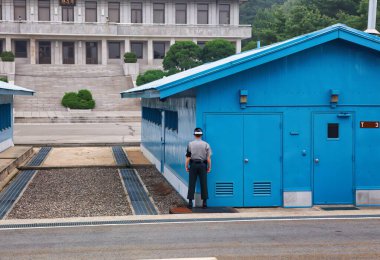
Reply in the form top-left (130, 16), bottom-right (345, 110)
top-left (201, 39), bottom-right (236, 63)
top-left (163, 41), bottom-right (202, 71)
top-left (136, 70), bottom-right (167, 86)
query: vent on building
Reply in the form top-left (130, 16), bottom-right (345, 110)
top-left (253, 182), bottom-right (272, 196)
top-left (215, 182), bottom-right (234, 196)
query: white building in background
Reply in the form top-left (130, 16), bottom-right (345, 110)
top-left (0, 0), bottom-right (251, 70)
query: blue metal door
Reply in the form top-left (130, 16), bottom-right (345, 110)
top-left (313, 113), bottom-right (354, 204)
top-left (243, 115), bottom-right (282, 206)
top-left (206, 114), bottom-right (244, 207)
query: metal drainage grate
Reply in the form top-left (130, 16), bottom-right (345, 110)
top-left (112, 146), bottom-right (130, 166)
top-left (27, 147), bottom-right (52, 166)
top-left (0, 147), bottom-right (52, 219)
top-left (119, 169), bottom-right (158, 215)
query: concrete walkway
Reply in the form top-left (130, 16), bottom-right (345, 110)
top-left (13, 123), bottom-right (141, 145)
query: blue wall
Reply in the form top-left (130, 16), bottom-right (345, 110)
top-left (141, 96), bottom-right (196, 184)
top-left (0, 95), bottom-right (13, 144)
top-left (196, 39), bottom-right (380, 194)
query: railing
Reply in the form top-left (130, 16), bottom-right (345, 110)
top-left (0, 20), bottom-right (252, 38)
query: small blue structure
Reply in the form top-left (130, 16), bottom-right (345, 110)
top-left (121, 24), bottom-right (380, 207)
top-left (0, 81), bottom-right (34, 152)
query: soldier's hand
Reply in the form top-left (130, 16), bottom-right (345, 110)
top-left (207, 168), bottom-right (211, 173)
top-left (186, 167), bottom-right (189, 172)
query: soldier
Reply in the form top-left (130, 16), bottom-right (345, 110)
top-left (185, 127), bottom-right (212, 209)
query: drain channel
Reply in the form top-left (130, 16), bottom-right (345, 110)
top-left (112, 147), bottom-right (158, 215)
top-left (0, 147), bottom-right (52, 219)
top-left (112, 146), bottom-right (130, 166)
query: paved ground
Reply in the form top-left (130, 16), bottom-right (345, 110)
top-left (0, 218), bottom-right (379, 259)
top-left (13, 123), bottom-right (141, 145)
top-left (42, 147), bottom-right (116, 167)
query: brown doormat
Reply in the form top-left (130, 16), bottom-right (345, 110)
top-left (170, 207), bottom-right (238, 214)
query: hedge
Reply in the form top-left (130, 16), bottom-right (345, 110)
top-left (0, 52), bottom-right (15, 62)
top-left (124, 52), bottom-right (137, 63)
top-left (61, 89), bottom-right (96, 109)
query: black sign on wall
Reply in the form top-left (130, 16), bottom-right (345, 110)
top-left (59, 0), bottom-right (76, 6)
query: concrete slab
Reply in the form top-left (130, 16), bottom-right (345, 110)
top-left (0, 146), bottom-right (33, 159)
top-left (0, 159), bottom-right (15, 173)
top-left (124, 147), bottom-right (152, 165)
top-left (42, 147), bottom-right (116, 167)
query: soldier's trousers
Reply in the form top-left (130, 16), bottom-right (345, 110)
top-left (187, 161), bottom-right (208, 200)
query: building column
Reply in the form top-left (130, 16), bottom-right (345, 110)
top-left (147, 39), bottom-right (153, 66)
top-left (5, 37), bottom-right (12, 51)
top-left (170, 38), bottom-right (175, 46)
top-left (124, 39), bottom-right (131, 53)
top-left (236, 39), bottom-right (242, 54)
top-left (30, 39), bottom-right (36, 64)
top-left (192, 38), bottom-right (197, 44)
top-left (102, 39), bottom-right (107, 65)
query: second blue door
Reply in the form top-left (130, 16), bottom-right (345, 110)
top-left (206, 114), bottom-right (282, 207)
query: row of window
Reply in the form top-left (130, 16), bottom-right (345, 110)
top-left (0, 1), bottom-right (231, 25)
top-left (4, 40), bottom-right (166, 63)
top-left (142, 107), bottom-right (179, 132)
top-left (0, 104), bottom-right (12, 131)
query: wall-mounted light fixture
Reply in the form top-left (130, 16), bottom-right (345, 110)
top-left (330, 89), bottom-right (339, 108)
top-left (240, 89), bottom-right (248, 109)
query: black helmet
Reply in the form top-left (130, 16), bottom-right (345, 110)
top-left (194, 128), bottom-right (203, 135)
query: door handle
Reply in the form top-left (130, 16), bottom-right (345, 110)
top-left (244, 158), bottom-right (249, 163)
top-left (314, 158), bottom-right (320, 163)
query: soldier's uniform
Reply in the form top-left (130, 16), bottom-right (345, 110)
top-left (186, 136), bottom-right (212, 201)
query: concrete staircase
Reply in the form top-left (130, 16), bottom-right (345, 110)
top-left (13, 64), bottom-right (141, 123)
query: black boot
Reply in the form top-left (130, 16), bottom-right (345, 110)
top-left (187, 200), bottom-right (193, 209)
top-left (202, 200), bottom-right (207, 209)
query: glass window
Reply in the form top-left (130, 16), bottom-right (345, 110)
top-left (15, 40), bottom-right (27, 58)
top-left (38, 41), bottom-right (51, 64)
top-left (153, 3), bottom-right (165, 24)
top-left (0, 3), bottom-right (2, 20)
top-left (0, 41), bottom-right (3, 53)
top-left (219, 4), bottom-right (230, 25)
top-left (38, 0), bottom-right (50, 21)
top-left (86, 42), bottom-right (98, 64)
top-left (108, 42), bottom-right (121, 59)
top-left (62, 42), bottom-right (75, 64)
top-left (108, 2), bottom-right (120, 23)
top-left (131, 2), bottom-right (142, 23)
top-left (153, 42), bottom-right (165, 59)
top-left (131, 42), bottom-right (143, 59)
top-left (197, 4), bottom-right (208, 24)
top-left (328, 123), bottom-right (339, 139)
top-left (14, 0), bottom-right (26, 21)
top-left (85, 1), bottom-right (97, 22)
top-left (62, 6), bottom-right (74, 22)
top-left (175, 3), bottom-right (186, 24)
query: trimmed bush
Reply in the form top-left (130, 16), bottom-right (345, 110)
top-left (0, 77), bottom-right (8, 83)
top-left (201, 39), bottom-right (236, 63)
top-left (136, 70), bottom-right (167, 86)
top-left (61, 89), bottom-right (96, 109)
top-left (0, 51), bottom-right (15, 62)
top-left (124, 52), bottom-right (137, 63)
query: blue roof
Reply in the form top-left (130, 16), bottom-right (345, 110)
top-left (121, 24), bottom-right (380, 99)
top-left (0, 81), bottom-right (34, 96)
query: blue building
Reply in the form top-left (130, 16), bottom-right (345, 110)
top-left (0, 81), bottom-right (34, 152)
top-left (122, 24), bottom-right (380, 207)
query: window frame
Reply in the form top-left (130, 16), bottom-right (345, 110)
top-left (175, 3), bottom-right (187, 24)
top-left (62, 6), bottom-right (74, 22)
top-left (131, 2), bottom-right (143, 23)
top-left (131, 42), bottom-right (143, 59)
top-left (153, 3), bottom-right (165, 24)
top-left (62, 41), bottom-right (75, 64)
top-left (38, 0), bottom-right (51, 21)
top-left (219, 4), bottom-right (230, 25)
top-left (108, 41), bottom-right (121, 59)
top-left (197, 3), bottom-right (209, 25)
top-left (153, 42), bottom-right (165, 59)
top-left (85, 1), bottom-right (97, 23)
top-left (14, 40), bottom-right (28, 58)
top-left (14, 0), bottom-right (27, 21)
top-left (108, 2), bottom-right (120, 23)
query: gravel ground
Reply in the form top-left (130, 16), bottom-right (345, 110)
top-left (7, 168), bottom-right (132, 219)
top-left (136, 167), bottom-right (187, 214)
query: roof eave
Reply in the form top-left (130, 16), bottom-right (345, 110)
top-left (0, 89), bottom-right (35, 96)
top-left (121, 89), bottom-right (160, 99)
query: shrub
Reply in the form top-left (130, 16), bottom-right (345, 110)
top-left (124, 52), bottom-right (137, 63)
top-left (0, 77), bottom-right (8, 83)
top-left (61, 90), bottom-right (96, 109)
top-left (136, 70), bottom-right (167, 86)
top-left (163, 41), bottom-right (202, 72)
top-left (78, 89), bottom-right (93, 101)
top-left (201, 39), bottom-right (236, 63)
top-left (0, 51), bottom-right (15, 62)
